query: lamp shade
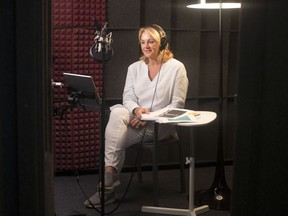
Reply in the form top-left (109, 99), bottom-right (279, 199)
top-left (187, 0), bottom-right (241, 9)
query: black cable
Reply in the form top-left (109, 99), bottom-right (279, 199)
top-left (74, 169), bottom-right (102, 215)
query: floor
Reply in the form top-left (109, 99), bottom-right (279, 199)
top-left (54, 166), bottom-right (233, 216)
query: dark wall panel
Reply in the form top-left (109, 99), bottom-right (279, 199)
top-left (172, 31), bottom-right (201, 98)
top-left (107, 0), bottom-right (140, 28)
top-left (199, 32), bottom-right (220, 97)
top-left (171, 0), bottom-right (202, 29)
top-left (141, 0), bottom-right (172, 28)
top-left (105, 30), bottom-right (139, 98)
top-left (106, 0), bottom-right (141, 99)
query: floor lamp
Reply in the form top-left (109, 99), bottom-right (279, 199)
top-left (187, 0), bottom-right (241, 210)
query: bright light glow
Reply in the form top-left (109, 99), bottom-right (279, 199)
top-left (187, 0), bottom-right (241, 9)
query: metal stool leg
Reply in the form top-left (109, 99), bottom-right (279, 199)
top-left (152, 122), bottom-right (159, 206)
top-left (178, 138), bottom-right (185, 193)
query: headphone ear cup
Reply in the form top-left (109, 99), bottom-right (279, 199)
top-left (150, 24), bottom-right (168, 51)
top-left (160, 36), bottom-right (168, 51)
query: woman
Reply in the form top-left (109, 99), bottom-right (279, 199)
top-left (85, 24), bottom-right (189, 208)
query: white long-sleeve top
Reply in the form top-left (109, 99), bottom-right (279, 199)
top-left (123, 58), bottom-right (189, 113)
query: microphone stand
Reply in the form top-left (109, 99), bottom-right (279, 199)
top-left (90, 22), bottom-right (113, 216)
top-left (100, 48), bottom-right (106, 216)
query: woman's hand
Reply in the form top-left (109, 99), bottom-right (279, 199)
top-left (133, 107), bottom-right (149, 118)
top-left (130, 117), bottom-right (146, 129)
top-left (130, 107), bottom-right (149, 129)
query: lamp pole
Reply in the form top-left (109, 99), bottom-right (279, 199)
top-left (187, 0), bottom-right (241, 210)
top-left (195, 3), bottom-right (232, 210)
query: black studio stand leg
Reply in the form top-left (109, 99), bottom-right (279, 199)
top-left (99, 71), bottom-right (105, 216)
top-left (89, 21), bottom-right (113, 216)
top-left (99, 47), bottom-right (106, 216)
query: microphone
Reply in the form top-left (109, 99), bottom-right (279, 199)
top-left (89, 22), bottom-right (113, 61)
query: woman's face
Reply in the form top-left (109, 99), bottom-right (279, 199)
top-left (140, 31), bottom-right (160, 60)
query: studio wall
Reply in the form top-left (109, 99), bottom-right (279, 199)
top-left (52, 0), bottom-right (106, 171)
top-left (51, 0), bottom-right (240, 171)
top-left (106, 0), bottom-right (240, 167)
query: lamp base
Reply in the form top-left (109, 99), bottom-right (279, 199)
top-left (194, 185), bottom-right (231, 210)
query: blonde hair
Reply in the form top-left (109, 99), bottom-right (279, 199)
top-left (138, 25), bottom-right (174, 64)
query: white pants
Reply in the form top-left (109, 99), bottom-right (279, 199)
top-left (105, 104), bottom-right (176, 172)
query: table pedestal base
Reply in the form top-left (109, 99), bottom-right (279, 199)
top-left (141, 157), bottom-right (209, 216)
top-left (142, 205), bottom-right (209, 216)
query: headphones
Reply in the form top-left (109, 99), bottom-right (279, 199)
top-left (150, 24), bottom-right (168, 51)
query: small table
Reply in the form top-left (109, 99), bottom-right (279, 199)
top-left (141, 111), bottom-right (217, 216)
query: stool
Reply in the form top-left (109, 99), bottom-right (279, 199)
top-left (130, 123), bottom-right (185, 206)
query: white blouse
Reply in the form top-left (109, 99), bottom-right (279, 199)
top-left (123, 58), bottom-right (189, 113)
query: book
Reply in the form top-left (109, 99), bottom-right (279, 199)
top-left (141, 108), bottom-right (199, 123)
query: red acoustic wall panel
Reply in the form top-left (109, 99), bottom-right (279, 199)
top-left (52, 0), bottom-right (106, 171)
